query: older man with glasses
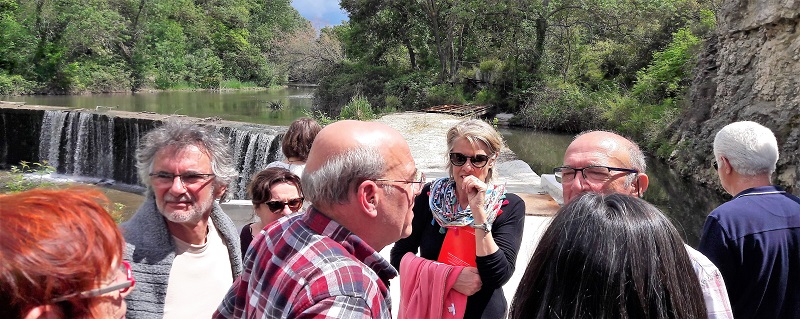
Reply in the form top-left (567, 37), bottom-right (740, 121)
top-left (557, 130), bottom-right (734, 319)
top-left (122, 121), bottom-right (242, 319)
top-left (216, 120), bottom-right (422, 318)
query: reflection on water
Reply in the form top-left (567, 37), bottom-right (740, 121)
top-left (1, 86), bottom-right (316, 126)
top-left (502, 127), bottom-right (729, 247)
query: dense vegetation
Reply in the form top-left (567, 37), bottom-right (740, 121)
top-left (2, 0), bottom-right (719, 153)
top-left (318, 0), bottom-right (717, 153)
top-left (0, 0), bottom-right (342, 94)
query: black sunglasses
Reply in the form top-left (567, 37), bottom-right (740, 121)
top-left (265, 198), bottom-right (304, 213)
top-left (449, 152), bottom-right (492, 168)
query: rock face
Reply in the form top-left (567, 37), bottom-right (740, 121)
top-left (668, 0), bottom-right (799, 195)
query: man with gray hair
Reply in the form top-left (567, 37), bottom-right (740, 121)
top-left (557, 130), bottom-right (734, 319)
top-left (215, 120), bottom-right (423, 318)
top-left (122, 121), bottom-right (242, 318)
top-left (699, 121), bottom-right (800, 319)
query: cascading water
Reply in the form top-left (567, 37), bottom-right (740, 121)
top-left (39, 110), bottom-right (116, 180)
top-left (33, 109), bottom-right (283, 199)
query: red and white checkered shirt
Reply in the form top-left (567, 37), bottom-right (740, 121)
top-left (214, 207), bottom-right (396, 319)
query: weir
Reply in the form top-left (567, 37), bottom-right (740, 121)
top-left (1, 104), bottom-right (285, 200)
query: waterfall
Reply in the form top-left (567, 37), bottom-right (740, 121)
top-left (39, 110), bottom-right (116, 180)
top-left (39, 110), bottom-right (69, 169)
top-left (29, 109), bottom-right (283, 199)
top-left (221, 126), bottom-right (281, 199)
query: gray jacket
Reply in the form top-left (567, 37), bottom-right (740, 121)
top-left (121, 195), bottom-right (242, 319)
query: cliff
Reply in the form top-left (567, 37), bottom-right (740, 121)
top-left (667, 0), bottom-right (799, 194)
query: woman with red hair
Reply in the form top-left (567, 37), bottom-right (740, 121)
top-left (0, 187), bottom-right (133, 318)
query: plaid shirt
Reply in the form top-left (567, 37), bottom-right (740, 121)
top-left (686, 245), bottom-right (734, 319)
top-left (214, 208), bottom-right (397, 319)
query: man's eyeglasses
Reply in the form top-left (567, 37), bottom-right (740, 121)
top-left (449, 153), bottom-right (492, 168)
top-left (554, 165), bottom-right (638, 183)
top-left (149, 172), bottom-right (215, 188)
top-left (264, 198), bottom-right (304, 213)
top-left (374, 171), bottom-right (427, 193)
top-left (713, 161), bottom-right (718, 170)
top-left (53, 261), bottom-right (135, 302)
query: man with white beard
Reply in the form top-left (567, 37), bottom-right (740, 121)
top-left (122, 121), bottom-right (242, 319)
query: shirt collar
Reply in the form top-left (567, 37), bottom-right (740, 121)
top-left (735, 185), bottom-right (784, 198)
top-left (303, 207), bottom-right (398, 283)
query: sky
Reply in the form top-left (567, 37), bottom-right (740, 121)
top-left (291, 0), bottom-right (349, 30)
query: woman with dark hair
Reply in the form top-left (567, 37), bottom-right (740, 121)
top-left (0, 188), bottom-right (133, 319)
top-left (509, 193), bottom-right (707, 319)
top-left (266, 117), bottom-right (322, 177)
top-left (239, 167), bottom-right (304, 256)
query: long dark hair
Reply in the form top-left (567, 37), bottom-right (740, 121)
top-left (509, 193), bottom-right (706, 319)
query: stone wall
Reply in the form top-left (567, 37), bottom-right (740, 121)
top-left (667, 0), bottom-right (799, 194)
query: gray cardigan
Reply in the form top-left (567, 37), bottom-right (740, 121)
top-left (121, 195), bottom-right (243, 319)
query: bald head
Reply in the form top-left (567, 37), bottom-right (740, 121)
top-left (305, 120), bottom-right (410, 175)
top-left (301, 120), bottom-right (418, 251)
top-left (561, 131), bottom-right (649, 202)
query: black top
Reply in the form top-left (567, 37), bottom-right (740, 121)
top-left (390, 183), bottom-right (526, 319)
top-left (239, 222), bottom-right (255, 260)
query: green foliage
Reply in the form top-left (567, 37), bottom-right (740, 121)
top-left (0, 71), bottom-right (35, 95)
top-left (303, 109), bottom-right (337, 126)
top-left (220, 79), bottom-right (259, 89)
top-left (185, 48), bottom-right (223, 89)
top-left (314, 61), bottom-right (394, 116)
top-left (475, 89), bottom-right (498, 105)
top-left (383, 71), bottom-right (434, 110)
top-left (0, 0), bottom-right (307, 94)
top-left (632, 27), bottom-right (701, 104)
top-left (425, 84), bottom-right (466, 106)
top-left (3, 161), bottom-right (56, 193)
top-left (513, 79), bottom-right (604, 132)
top-left (339, 95), bottom-right (376, 121)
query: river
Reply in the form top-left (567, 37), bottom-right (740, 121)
top-left (2, 88), bottom-right (728, 246)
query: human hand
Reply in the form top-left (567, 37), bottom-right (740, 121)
top-left (462, 175), bottom-right (487, 223)
top-left (452, 267), bottom-right (482, 296)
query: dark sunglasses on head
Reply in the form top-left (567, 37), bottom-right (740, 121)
top-left (265, 198), bottom-right (304, 213)
top-left (449, 152), bottom-right (492, 168)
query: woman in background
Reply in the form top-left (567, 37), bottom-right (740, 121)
top-left (390, 119), bottom-right (526, 318)
top-left (266, 117), bottom-right (322, 177)
top-left (239, 167), bottom-right (304, 257)
top-left (509, 193), bottom-right (706, 319)
top-left (0, 188), bottom-right (133, 319)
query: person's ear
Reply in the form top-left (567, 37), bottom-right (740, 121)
top-left (488, 152), bottom-right (499, 168)
top-left (635, 173), bottom-right (649, 197)
top-left (213, 184), bottom-right (227, 200)
top-left (24, 305), bottom-right (61, 319)
top-left (356, 180), bottom-right (380, 218)
top-left (720, 156), bottom-right (733, 174)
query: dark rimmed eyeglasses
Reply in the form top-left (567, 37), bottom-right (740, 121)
top-left (554, 165), bottom-right (638, 183)
top-left (52, 261), bottom-right (135, 302)
top-left (713, 161), bottom-right (718, 170)
top-left (449, 153), bottom-right (492, 168)
top-left (149, 172), bottom-right (215, 188)
top-left (374, 171), bottom-right (427, 193)
top-left (264, 198), bottom-right (304, 213)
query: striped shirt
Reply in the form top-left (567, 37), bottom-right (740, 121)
top-left (214, 207), bottom-right (396, 319)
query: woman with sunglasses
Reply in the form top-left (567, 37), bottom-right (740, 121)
top-left (240, 167), bottom-right (305, 257)
top-left (0, 188), bottom-right (133, 319)
top-left (390, 119), bottom-right (526, 318)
